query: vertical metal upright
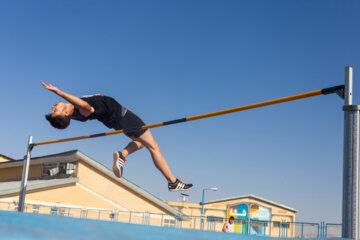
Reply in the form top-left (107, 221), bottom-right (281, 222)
top-left (18, 136), bottom-right (33, 212)
top-left (201, 189), bottom-right (205, 230)
top-left (342, 66), bottom-right (359, 239)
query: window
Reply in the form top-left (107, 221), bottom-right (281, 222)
top-left (207, 216), bottom-right (224, 222)
top-left (235, 219), bottom-right (247, 224)
top-left (163, 218), bottom-right (175, 227)
top-left (273, 221), bottom-right (289, 228)
top-left (43, 163), bottom-right (59, 176)
top-left (50, 207), bottom-right (67, 216)
top-left (58, 208), bottom-right (67, 216)
top-left (50, 206), bottom-right (58, 215)
top-left (65, 163), bottom-right (76, 175)
top-left (42, 162), bottom-right (77, 178)
top-left (32, 205), bottom-right (40, 213)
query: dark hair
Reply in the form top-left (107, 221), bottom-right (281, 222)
top-left (229, 216), bottom-right (235, 221)
top-left (45, 114), bottom-right (71, 129)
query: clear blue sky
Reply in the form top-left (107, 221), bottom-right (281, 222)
top-left (1, 0), bottom-right (359, 223)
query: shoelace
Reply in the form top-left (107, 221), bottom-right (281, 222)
top-left (178, 177), bottom-right (187, 184)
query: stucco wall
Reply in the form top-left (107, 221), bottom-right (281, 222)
top-left (0, 165), bottom-right (42, 181)
top-left (77, 161), bottom-right (171, 214)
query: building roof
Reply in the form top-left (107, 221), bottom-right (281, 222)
top-left (0, 154), bottom-right (15, 162)
top-left (0, 178), bottom-right (78, 196)
top-left (204, 194), bottom-right (297, 213)
top-left (0, 150), bottom-right (185, 217)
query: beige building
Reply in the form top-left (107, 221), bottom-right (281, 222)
top-left (0, 150), bottom-right (183, 225)
top-left (166, 195), bottom-right (297, 237)
top-left (0, 150), bottom-right (297, 236)
top-left (0, 154), bottom-right (14, 163)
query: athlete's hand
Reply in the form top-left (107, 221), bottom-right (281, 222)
top-left (41, 80), bottom-right (60, 93)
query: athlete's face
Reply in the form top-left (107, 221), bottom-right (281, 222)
top-left (51, 101), bottom-right (66, 117)
top-left (229, 218), bottom-right (234, 224)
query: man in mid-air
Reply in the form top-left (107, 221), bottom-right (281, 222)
top-left (41, 80), bottom-right (192, 192)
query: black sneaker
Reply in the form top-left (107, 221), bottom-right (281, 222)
top-left (168, 179), bottom-right (193, 192)
top-left (113, 151), bottom-right (125, 178)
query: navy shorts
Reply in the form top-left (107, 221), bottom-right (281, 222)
top-left (118, 110), bottom-right (147, 138)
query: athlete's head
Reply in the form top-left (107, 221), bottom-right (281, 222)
top-left (229, 216), bottom-right (234, 224)
top-left (45, 101), bottom-right (72, 129)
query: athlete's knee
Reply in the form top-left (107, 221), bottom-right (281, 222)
top-left (137, 142), bottom-right (145, 150)
top-left (146, 140), bottom-right (160, 152)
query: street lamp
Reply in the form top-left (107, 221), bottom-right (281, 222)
top-left (201, 187), bottom-right (218, 230)
top-left (180, 193), bottom-right (189, 213)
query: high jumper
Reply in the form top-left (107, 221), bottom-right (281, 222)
top-left (40, 80), bottom-right (193, 192)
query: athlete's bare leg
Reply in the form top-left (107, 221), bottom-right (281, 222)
top-left (134, 130), bottom-right (176, 183)
top-left (122, 140), bottom-right (144, 158)
top-left (113, 130), bottom-right (176, 183)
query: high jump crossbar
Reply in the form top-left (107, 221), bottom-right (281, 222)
top-left (30, 84), bottom-right (344, 147)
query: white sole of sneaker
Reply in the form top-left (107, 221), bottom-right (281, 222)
top-left (169, 186), bottom-right (193, 192)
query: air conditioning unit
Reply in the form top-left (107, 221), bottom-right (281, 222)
top-left (66, 163), bottom-right (76, 175)
top-left (48, 167), bottom-right (59, 176)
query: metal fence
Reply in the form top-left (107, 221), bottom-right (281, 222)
top-left (0, 201), bottom-right (342, 238)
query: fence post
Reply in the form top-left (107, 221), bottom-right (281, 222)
top-left (249, 219), bottom-right (251, 235)
top-left (264, 221), bottom-right (266, 236)
top-left (320, 222), bottom-right (323, 238)
top-left (325, 223), bottom-right (328, 238)
top-left (324, 222), bottom-right (326, 238)
top-left (301, 223), bottom-right (304, 238)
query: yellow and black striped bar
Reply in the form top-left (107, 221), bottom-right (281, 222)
top-left (32, 85), bottom-right (344, 147)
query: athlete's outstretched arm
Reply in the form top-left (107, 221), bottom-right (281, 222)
top-left (41, 80), bottom-right (93, 116)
